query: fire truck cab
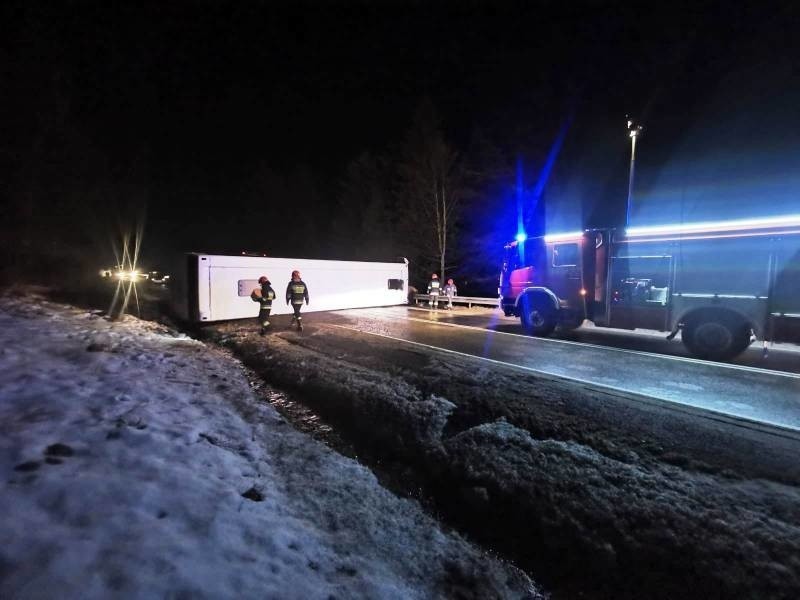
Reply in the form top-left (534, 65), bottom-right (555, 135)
top-left (500, 216), bottom-right (800, 360)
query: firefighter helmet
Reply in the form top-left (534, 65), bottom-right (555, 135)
top-left (291, 270), bottom-right (301, 279)
top-left (258, 276), bottom-right (269, 284)
top-left (432, 273), bottom-right (438, 279)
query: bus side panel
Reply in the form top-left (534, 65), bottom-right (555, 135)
top-left (197, 256), bottom-right (212, 321)
top-left (203, 256), bottom-right (407, 322)
top-left (187, 254), bottom-right (200, 322)
top-left (169, 253), bottom-right (199, 322)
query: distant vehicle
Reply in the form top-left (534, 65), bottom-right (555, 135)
top-left (500, 215), bottom-right (800, 360)
top-left (99, 266), bottom-right (146, 282)
top-left (148, 271), bottom-right (170, 284)
top-left (172, 253), bottom-right (408, 322)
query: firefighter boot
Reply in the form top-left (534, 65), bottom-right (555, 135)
top-left (297, 317), bottom-right (303, 331)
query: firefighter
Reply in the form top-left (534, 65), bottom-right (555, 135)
top-left (427, 273), bottom-right (441, 309)
top-left (286, 270), bottom-right (309, 331)
top-left (443, 277), bottom-right (457, 310)
top-left (251, 276), bottom-right (276, 335)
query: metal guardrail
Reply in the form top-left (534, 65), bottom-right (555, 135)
top-left (413, 294), bottom-right (500, 308)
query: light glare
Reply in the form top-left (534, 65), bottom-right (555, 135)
top-left (626, 214), bottom-right (800, 237)
top-left (544, 231), bottom-right (584, 243)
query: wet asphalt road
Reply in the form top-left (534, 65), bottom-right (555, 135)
top-left (320, 305), bottom-right (800, 433)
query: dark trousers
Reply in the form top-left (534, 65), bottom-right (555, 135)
top-left (258, 308), bottom-right (272, 328)
top-left (291, 303), bottom-right (303, 319)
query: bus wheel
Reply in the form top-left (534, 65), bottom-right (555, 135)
top-left (521, 300), bottom-right (557, 336)
top-left (683, 317), bottom-right (751, 360)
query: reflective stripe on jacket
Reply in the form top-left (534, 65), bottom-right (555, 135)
top-left (260, 284), bottom-right (275, 307)
top-left (286, 280), bottom-right (309, 305)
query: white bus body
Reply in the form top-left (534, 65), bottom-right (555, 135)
top-left (173, 253), bottom-right (408, 322)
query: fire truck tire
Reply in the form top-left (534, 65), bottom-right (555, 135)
top-left (520, 300), bottom-right (557, 336)
top-left (682, 316), bottom-right (751, 360)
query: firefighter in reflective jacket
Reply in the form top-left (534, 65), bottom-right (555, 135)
top-left (251, 276), bottom-right (276, 335)
top-left (427, 273), bottom-right (441, 309)
top-left (286, 270), bottom-right (309, 331)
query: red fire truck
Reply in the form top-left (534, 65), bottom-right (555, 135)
top-left (499, 215), bottom-right (800, 360)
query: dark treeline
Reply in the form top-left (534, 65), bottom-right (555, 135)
top-left (0, 2), bottom-right (566, 293)
top-left (0, 81), bottom-right (531, 293)
top-left (3, 2), bottom-right (797, 293)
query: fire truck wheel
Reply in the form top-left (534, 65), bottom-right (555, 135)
top-left (521, 302), bottom-right (557, 336)
top-left (682, 316), bottom-right (751, 360)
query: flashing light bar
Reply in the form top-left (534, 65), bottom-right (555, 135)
top-left (625, 214), bottom-right (800, 238)
top-left (544, 231), bottom-right (584, 243)
top-left (515, 232), bottom-right (527, 243)
top-left (626, 229), bottom-right (800, 244)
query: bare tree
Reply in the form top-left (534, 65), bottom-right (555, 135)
top-left (398, 100), bottom-right (466, 280)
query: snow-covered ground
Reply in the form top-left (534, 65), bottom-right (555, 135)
top-left (0, 290), bottom-right (541, 599)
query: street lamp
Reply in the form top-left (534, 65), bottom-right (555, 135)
top-left (626, 116), bottom-right (643, 227)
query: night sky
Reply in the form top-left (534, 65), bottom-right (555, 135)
top-left (3, 1), bottom-right (799, 284)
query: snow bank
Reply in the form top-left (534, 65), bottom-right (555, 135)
top-left (0, 292), bottom-right (541, 599)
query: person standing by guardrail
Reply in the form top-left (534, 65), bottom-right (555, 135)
top-left (443, 278), bottom-right (457, 310)
top-left (286, 270), bottom-right (310, 331)
top-left (427, 273), bottom-right (441, 309)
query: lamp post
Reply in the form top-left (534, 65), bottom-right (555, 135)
top-left (626, 117), bottom-right (643, 227)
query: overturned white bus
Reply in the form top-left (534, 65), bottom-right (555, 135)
top-left (172, 253), bottom-right (408, 322)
